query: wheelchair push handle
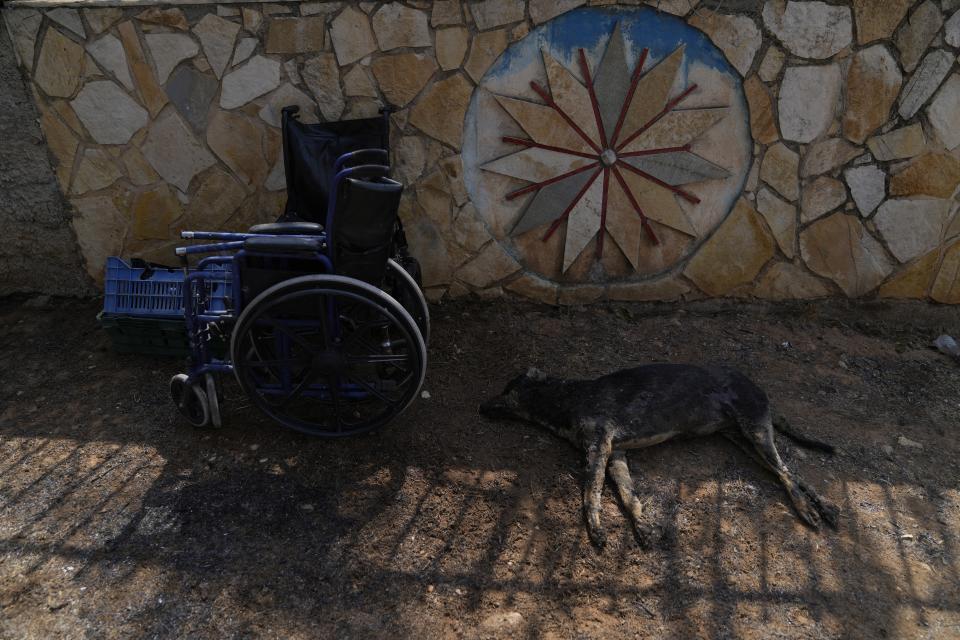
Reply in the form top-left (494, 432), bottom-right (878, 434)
top-left (334, 148), bottom-right (389, 173)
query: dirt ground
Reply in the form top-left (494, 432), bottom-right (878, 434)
top-left (1, 295), bottom-right (959, 639)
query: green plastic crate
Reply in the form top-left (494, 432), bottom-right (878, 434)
top-left (98, 312), bottom-right (226, 358)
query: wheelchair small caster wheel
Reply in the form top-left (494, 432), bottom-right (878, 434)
top-left (170, 374), bottom-right (210, 428)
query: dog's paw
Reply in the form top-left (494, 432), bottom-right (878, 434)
top-left (818, 499), bottom-right (841, 530)
top-left (633, 523), bottom-right (656, 549)
top-left (795, 498), bottom-right (822, 530)
top-left (587, 525), bottom-right (607, 549)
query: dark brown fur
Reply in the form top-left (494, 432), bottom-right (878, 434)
top-left (480, 364), bottom-right (839, 547)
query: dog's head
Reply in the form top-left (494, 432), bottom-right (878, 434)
top-left (479, 368), bottom-right (550, 421)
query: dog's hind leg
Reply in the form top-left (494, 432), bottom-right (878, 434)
top-left (773, 414), bottom-right (835, 454)
top-left (726, 423), bottom-right (839, 530)
top-left (583, 425), bottom-right (614, 548)
top-left (607, 451), bottom-right (653, 546)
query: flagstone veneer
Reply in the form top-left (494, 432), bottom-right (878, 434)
top-left (3, 0), bottom-right (958, 302)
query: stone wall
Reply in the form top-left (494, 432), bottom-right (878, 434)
top-left (0, 11), bottom-right (91, 297)
top-left (3, 0), bottom-right (959, 304)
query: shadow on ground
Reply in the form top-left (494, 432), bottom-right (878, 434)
top-left (0, 296), bottom-right (958, 638)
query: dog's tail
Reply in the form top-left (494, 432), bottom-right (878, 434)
top-left (773, 415), bottom-right (835, 454)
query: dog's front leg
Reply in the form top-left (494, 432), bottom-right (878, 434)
top-left (583, 423), bottom-right (614, 548)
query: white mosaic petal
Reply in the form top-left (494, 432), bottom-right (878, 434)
top-left (619, 108), bottom-right (726, 153)
top-left (482, 147), bottom-right (595, 184)
top-left (562, 175), bottom-right (605, 272)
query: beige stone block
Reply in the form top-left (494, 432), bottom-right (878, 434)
top-left (800, 176), bottom-right (846, 223)
top-left (117, 21), bottom-right (168, 117)
top-left (372, 52), bottom-right (438, 107)
top-left (894, 0), bottom-right (943, 72)
top-left (684, 198), bottom-right (775, 296)
top-left (743, 76), bottom-right (778, 144)
top-left (372, 4), bottom-right (431, 50)
top-left (85, 8), bottom-right (124, 35)
top-left (457, 241), bottom-right (521, 287)
top-left (242, 8), bottom-right (262, 33)
top-left (437, 27), bottom-right (469, 71)
top-left (867, 124), bottom-right (926, 161)
top-left (72, 195), bottom-right (127, 283)
top-left (469, 0), bottom-right (524, 30)
top-left (800, 212), bottom-right (894, 296)
top-left (889, 152), bottom-right (960, 199)
top-left (852, 0), bottom-right (913, 44)
top-left (206, 110), bottom-right (269, 189)
top-left (343, 65), bottom-right (378, 98)
top-left (183, 168), bottom-right (246, 229)
top-left (931, 242), bottom-right (960, 303)
top-left (72, 148), bottom-right (122, 195)
top-left (410, 74), bottom-right (474, 149)
top-left (431, 0), bottom-right (463, 26)
top-left (441, 155), bottom-right (469, 205)
top-left (879, 249), bottom-right (940, 299)
top-left (302, 53), bottom-right (345, 120)
top-left (755, 188), bottom-right (796, 258)
top-left (465, 29), bottom-right (508, 83)
top-left (843, 45), bottom-right (902, 144)
top-left (688, 10), bottom-right (761, 77)
top-left (121, 147), bottom-right (159, 186)
top-left (136, 7), bottom-right (188, 31)
top-left (38, 109), bottom-right (79, 188)
top-left (453, 203), bottom-right (491, 252)
top-left (759, 142), bottom-right (798, 201)
top-left (130, 184), bottom-right (181, 240)
top-left (405, 218), bottom-right (453, 286)
top-left (801, 138), bottom-right (861, 178)
top-left (330, 6), bottom-right (377, 65)
top-left (265, 17), bottom-right (326, 54)
top-left (34, 28), bottom-right (84, 98)
top-left (758, 45), bottom-right (785, 83)
top-left (754, 262), bottom-right (830, 300)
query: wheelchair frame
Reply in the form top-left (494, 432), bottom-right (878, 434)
top-left (169, 149), bottom-right (429, 437)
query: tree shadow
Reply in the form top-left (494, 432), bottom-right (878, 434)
top-left (1, 297), bottom-right (959, 638)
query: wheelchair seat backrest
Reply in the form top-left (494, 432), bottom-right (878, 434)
top-left (329, 176), bottom-right (403, 286)
top-left (281, 106), bottom-right (389, 225)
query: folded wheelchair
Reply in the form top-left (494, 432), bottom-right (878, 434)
top-left (165, 106), bottom-right (429, 437)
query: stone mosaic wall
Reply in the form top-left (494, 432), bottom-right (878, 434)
top-left (3, 0), bottom-right (960, 304)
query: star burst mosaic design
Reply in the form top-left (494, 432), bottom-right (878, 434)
top-left (482, 24), bottom-right (732, 273)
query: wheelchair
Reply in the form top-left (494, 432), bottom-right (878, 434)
top-left (168, 106), bottom-right (429, 437)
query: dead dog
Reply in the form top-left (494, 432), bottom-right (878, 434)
top-left (480, 364), bottom-right (839, 547)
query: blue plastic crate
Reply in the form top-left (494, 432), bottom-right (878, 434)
top-left (103, 257), bottom-right (232, 318)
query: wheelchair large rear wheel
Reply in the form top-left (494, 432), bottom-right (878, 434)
top-left (385, 258), bottom-right (430, 344)
top-left (230, 275), bottom-right (427, 437)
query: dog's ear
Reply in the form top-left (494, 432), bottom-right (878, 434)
top-left (526, 367), bottom-right (547, 381)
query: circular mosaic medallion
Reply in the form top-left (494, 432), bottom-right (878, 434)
top-left (462, 7), bottom-right (752, 284)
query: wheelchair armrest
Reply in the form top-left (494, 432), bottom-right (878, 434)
top-left (243, 236), bottom-right (324, 254)
top-left (248, 221), bottom-right (324, 235)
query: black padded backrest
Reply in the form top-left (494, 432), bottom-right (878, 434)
top-left (331, 176), bottom-right (403, 285)
top-left (281, 107), bottom-right (389, 224)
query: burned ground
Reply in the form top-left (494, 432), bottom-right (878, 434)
top-left (1, 296), bottom-right (959, 639)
